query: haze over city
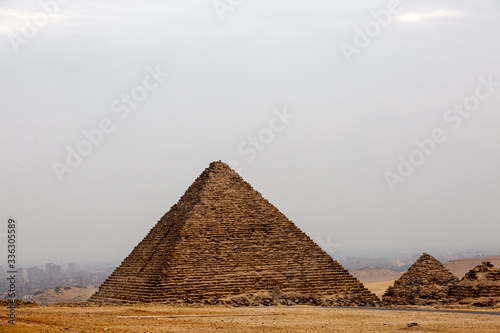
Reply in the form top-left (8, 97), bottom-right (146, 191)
top-left (1, 0), bottom-right (500, 266)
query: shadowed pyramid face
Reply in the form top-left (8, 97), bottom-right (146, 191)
top-left (90, 161), bottom-right (378, 305)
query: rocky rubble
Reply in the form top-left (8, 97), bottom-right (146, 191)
top-left (382, 253), bottom-right (458, 306)
top-left (0, 299), bottom-right (38, 308)
top-left (448, 261), bottom-right (500, 306)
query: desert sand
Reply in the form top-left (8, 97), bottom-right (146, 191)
top-left (32, 286), bottom-right (99, 305)
top-left (1, 304), bottom-right (500, 333)
top-left (351, 267), bottom-right (402, 284)
top-left (364, 280), bottom-right (396, 297)
top-left (350, 267), bottom-right (402, 297)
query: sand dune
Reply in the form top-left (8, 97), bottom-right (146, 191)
top-left (350, 267), bottom-right (402, 284)
top-left (32, 285), bottom-right (98, 305)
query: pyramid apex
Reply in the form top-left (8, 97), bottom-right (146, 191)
top-left (467, 261), bottom-right (496, 275)
top-left (209, 160), bottom-right (229, 167)
top-left (419, 253), bottom-right (438, 261)
top-left (481, 261), bottom-right (494, 268)
top-left (206, 160), bottom-right (236, 173)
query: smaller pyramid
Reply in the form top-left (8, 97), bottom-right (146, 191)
top-left (382, 253), bottom-right (458, 305)
top-left (448, 262), bottom-right (500, 306)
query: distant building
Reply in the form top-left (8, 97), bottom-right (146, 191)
top-left (46, 263), bottom-right (61, 277)
top-left (68, 262), bottom-right (77, 274)
top-left (28, 266), bottom-right (44, 280)
top-left (17, 267), bottom-right (28, 283)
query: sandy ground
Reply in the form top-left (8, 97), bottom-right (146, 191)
top-left (364, 280), bottom-right (396, 297)
top-left (1, 304), bottom-right (499, 333)
top-left (32, 286), bottom-right (99, 305)
top-left (351, 268), bottom-right (402, 284)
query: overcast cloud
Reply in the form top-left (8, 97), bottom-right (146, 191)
top-left (1, 0), bottom-right (499, 265)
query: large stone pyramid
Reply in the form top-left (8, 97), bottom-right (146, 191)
top-left (382, 253), bottom-right (458, 305)
top-left (90, 161), bottom-right (378, 306)
top-left (448, 261), bottom-right (500, 306)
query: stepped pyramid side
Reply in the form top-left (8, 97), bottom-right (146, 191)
top-left (89, 165), bottom-right (212, 302)
top-left (382, 253), bottom-right (458, 305)
top-left (90, 161), bottom-right (378, 306)
top-left (448, 262), bottom-right (500, 303)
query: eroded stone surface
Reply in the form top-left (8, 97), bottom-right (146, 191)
top-left (448, 262), bottom-right (500, 306)
top-left (90, 161), bottom-right (378, 306)
top-left (382, 253), bottom-right (458, 306)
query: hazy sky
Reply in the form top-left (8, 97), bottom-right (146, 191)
top-left (1, 0), bottom-right (499, 265)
